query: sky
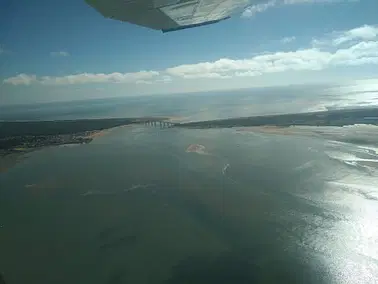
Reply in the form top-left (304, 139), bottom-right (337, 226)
top-left (0, 0), bottom-right (377, 105)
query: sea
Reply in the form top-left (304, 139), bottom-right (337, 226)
top-left (0, 84), bottom-right (377, 284)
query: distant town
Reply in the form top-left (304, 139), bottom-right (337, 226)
top-left (0, 117), bottom-right (167, 155)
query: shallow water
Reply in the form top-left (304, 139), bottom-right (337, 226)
top-left (0, 125), bottom-right (377, 284)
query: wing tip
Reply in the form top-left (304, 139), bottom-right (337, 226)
top-left (161, 16), bottom-right (230, 33)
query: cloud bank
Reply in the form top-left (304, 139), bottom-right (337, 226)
top-left (3, 24), bottom-right (377, 86)
top-left (242, 0), bottom-right (276, 18)
top-left (3, 74), bottom-right (37, 86)
top-left (38, 71), bottom-right (160, 85)
top-left (332, 25), bottom-right (378, 46)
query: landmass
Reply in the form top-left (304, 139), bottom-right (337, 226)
top-left (1, 108), bottom-right (378, 172)
top-left (175, 107), bottom-right (378, 128)
top-left (0, 117), bottom-right (168, 172)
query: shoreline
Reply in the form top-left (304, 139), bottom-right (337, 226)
top-left (0, 126), bottom-right (122, 173)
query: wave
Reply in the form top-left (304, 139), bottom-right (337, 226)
top-left (222, 163), bottom-right (230, 175)
top-left (327, 181), bottom-right (378, 201)
top-left (80, 190), bottom-right (115, 196)
top-left (325, 151), bottom-right (376, 162)
top-left (294, 160), bottom-right (316, 171)
top-left (124, 184), bottom-right (154, 192)
top-left (356, 145), bottom-right (378, 156)
top-left (325, 149), bottom-right (378, 169)
top-left (322, 139), bottom-right (378, 202)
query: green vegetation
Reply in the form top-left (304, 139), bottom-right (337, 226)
top-left (0, 118), bottom-right (139, 138)
top-left (0, 117), bottom-right (172, 152)
top-left (1, 108), bottom-right (377, 154)
top-left (0, 118), bottom-right (146, 152)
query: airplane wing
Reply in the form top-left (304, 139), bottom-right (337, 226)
top-left (85, 0), bottom-right (253, 32)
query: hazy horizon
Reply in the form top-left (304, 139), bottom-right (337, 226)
top-left (1, 81), bottom-right (378, 123)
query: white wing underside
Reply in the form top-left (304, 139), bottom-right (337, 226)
top-left (86, 0), bottom-right (254, 32)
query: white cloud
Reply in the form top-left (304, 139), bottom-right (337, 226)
top-left (283, 0), bottom-right (350, 4)
top-left (165, 25), bottom-right (378, 80)
top-left (242, 0), bottom-right (357, 17)
top-left (242, 0), bottom-right (276, 17)
top-left (332, 25), bottom-right (378, 46)
top-left (281, 36), bottom-right (296, 43)
top-left (311, 25), bottom-right (378, 48)
top-left (166, 49), bottom-right (332, 79)
top-left (235, 71), bottom-right (263, 77)
top-left (330, 41), bottom-right (378, 65)
top-left (3, 25), bottom-right (378, 88)
top-left (134, 75), bottom-right (172, 84)
top-left (311, 38), bottom-right (326, 47)
top-left (50, 51), bottom-right (70, 57)
top-left (156, 75), bottom-right (172, 83)
top-left (3, 74), bottom-right (37, 85)
top-left (3, 71), bottom-right (160, 86)
top-left (166, 64), bottom-right (232, 79)
top-left (136, 80), bottom-right (153, 85)
top-left (41, 71), bottom-right (157, 85)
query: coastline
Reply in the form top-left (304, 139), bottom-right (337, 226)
top-left (0, 127), bottom-right (117, 173)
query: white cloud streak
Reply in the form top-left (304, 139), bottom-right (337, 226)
top-left (3, 25), bottom-right (377, 87)
top-left (283, 0), bottom-right (352, 4)
top-left (242, 0), bottom-right (276, 17)
top-left (50, 51), bottom-right (70, 57)
top-left (3, 71), bottom-right (160, 86)
top-left (332, 25), bottom-right (378, 46)
top-left (3, 74), bottom-right (37, 85)
top-left (242, 0), bottom-right (358, 17)
top-left (40, 71), bottom-right (159, 85)
top-left (311, 24), bottom-right (378, 48)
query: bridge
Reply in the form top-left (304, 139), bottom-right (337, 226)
top-left (143, 120), bottom-right (176, 128)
